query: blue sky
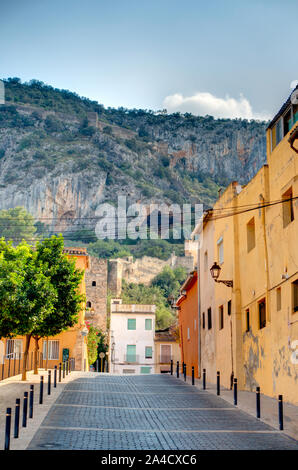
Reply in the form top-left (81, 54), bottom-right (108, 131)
top-left (1, 0), bottom-right (298, 119)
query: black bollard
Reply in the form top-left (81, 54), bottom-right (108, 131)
top-left (22, 392), bottom-right (28, 428)
top-left (66, 360), bottom-right (68, 376)
top-left (203, 368), bottom-right (206, 390)
top-left (184, 364), bottom-right (186, 381)
top-left (176, 361), bottom-right (179, 378)
top-left (39, 376), bottom-right (44, 404)
top-left (29, 385), bottom-right (34, 419)
top-left (4, 408), bottom-right (11, 450)
top-left (59, 363), bottom-right (62, 382)
top-left (256, 387), bottom-right (261, 418)
top-left (233, 378), bottom-right (238, 406)
top-left (54, 365), bottom-right (57, 388)
top-left (63, 361), bottom-right (65, 379)
top-left (192, 366), bottom-right (195, 385)
top-left (14, 398), bottom-right (20, 438)
top-left (278, 395), bottom-right (284, 431)
top-left (48, 370), bottom-right (51, 395)
top-left (170, 360), bottom-right (173, 376)
top-left (217, 371), bottom-right (220, 395)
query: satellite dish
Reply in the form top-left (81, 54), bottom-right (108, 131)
top-left (291, 88), bottom-right (298, 105)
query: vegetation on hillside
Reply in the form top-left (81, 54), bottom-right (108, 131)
top-left (0, 78), bottom-right (267, 262)
top-left (0, 78), bottom-right (267, 208)
top-left (121, 266), bottom-right (187, 329)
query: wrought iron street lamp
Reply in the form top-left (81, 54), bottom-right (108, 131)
top-left (210, 261), bottom-right (233, 288)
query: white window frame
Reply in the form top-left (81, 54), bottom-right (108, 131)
top-left (43, 340), bottom-right (60, 360)
top-left (5, 339), bottom-right (23, 359)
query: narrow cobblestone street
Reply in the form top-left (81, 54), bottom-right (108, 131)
top-left (27, 373), bottom-right (298, 450)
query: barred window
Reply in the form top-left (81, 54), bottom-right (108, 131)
top-left (43, 340), bottom-right (60, 360)
top-left (5, 339), bottom-right (23, 359)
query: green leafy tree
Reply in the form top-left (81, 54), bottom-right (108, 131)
top-left (0, 240), bottom-right (56, 379)
top-left (121, 280), bottom-right (174, 329)
top-left (0, 207), bottom-right (37, 242)
top-left (0, 235), bottom-right (84, 379)
top-left (151, 265), bottom-right (187, 299)
top-left (85, 322), bottom-right (108, 367)
top-left (32, 235), bottom-right (85, 373)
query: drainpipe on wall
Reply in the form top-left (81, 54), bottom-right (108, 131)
top-left (260, 192), bottom-right (271, 323)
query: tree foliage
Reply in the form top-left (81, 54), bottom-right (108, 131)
top-left (0, 207), bottom-right (37, 242)
top-left (0, 235), bottom-right (84, 379)
top-left (151, 265), bottom-right (187, 299)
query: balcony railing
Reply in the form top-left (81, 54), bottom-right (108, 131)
top-left (124, 354), bottom-right (139, 363)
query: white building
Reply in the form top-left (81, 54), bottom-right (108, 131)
top-left (109, 299), bottom-right (156, 374)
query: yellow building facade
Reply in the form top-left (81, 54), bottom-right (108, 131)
top-left (190, 87), bottom-right (298, 404)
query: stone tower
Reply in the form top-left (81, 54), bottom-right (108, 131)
top-left (85, 257), bottom-right (107, 331)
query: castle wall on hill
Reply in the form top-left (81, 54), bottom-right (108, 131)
top-left (108, 253), bottom-right (195, 296)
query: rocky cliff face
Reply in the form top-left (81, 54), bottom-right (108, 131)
top-left (0, 80), bottom-right (267, 229)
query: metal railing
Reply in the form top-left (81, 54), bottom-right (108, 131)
top-left (1, 352), bottom-right (76, 382)
top-left (124, 354), bottom-right (139, 363)
top-left (1, 353), bottom-right (24, 381)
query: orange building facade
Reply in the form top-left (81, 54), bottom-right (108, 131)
top-left (177, 271), bottom-right (199, 377)
top-left (0, 247), bottom-right (90, 378)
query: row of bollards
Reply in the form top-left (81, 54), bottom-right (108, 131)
top-left (4, 360), bottom-right (71, 450)
top-left (171, 363), bottom-right (284, 432)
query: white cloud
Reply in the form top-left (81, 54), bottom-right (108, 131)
top-left (162, 91), bottom-right (270, 121)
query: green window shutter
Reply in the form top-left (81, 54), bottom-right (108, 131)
top-left (127, 318), bottom-right (136, 330)
top-left (145, 346), bottom-right (152, 358)
top-left (140, 366), bottom-right (151, 374)
top-left (126, 345), bottom-right (136, 362)
top-left (145, 319), bottom-right (152, 330)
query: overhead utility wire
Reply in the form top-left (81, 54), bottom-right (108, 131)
top-left (3, 196), bottom-right (297, 242)
top-left (0, 196), bottom-right (295, 223)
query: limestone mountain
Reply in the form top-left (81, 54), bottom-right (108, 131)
top-left (0, 78), bottom-right (267, 233)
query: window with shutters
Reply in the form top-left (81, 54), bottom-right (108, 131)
top-left (293, 280), bottom-right (298, 313)
top-left (282, 187), bottom-right (294, 228)
top-left (258, 299), bottom-right (266, 329)
top-left (160, 344), bottom-right (171, 363)
top-left (219, 305), bottom-right (224, 330)
top-left (145, 346), bottom-right (152, 359)
top-left (5, 339), bottom-right (23, 359)
top-left (208, 308), bottom-right (212, 330)
top-left (127, 318), bottom-right (136, 330)
top-left (43, 340), bottom-right (60, 360)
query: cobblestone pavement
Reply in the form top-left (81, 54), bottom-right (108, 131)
top-left (27, 374), bottom-right (298, 450)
